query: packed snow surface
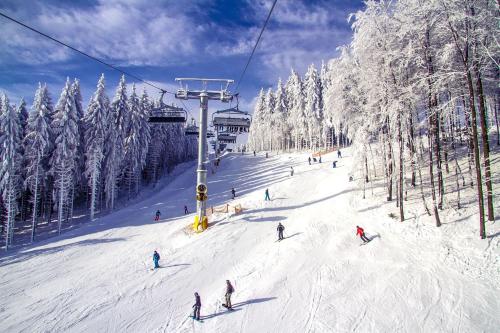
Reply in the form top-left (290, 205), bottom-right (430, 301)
top-left (1, 150), bottom-right (499, 333)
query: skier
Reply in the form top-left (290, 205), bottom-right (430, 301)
top-left (253, 150), bottom-right (256, 156)
top-left (184, 205), bottom-right (189, 214)
top-left (264, 188), bottom-right (271, 201)
top-left (153, 250), bottom-right (160, 269)
top-left (308, 157), bottom-right (311, 165)
top-left (356, 225), bottom-right (370, 243)
top-left (223, 280), bottom-right (235, 309)
top-left (290, 166), bottom-right (294, 176)
top-left (192, 292), bottom-right (201, 320)
top-left (277, 222), bottom-right (285, 241)
top-left (319, 155), bottom-right (322, 163)
top-left (155, 210), bottom-right (161, 221)
top-left (266, 152), bottom-right (268, 158)
top-left (231, 188), bottom-right (236, 200)
top-left (337, 150), bottom-right (342, 158)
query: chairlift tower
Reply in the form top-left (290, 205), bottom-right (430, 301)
top-left (175, 78), bottom-right (234, 231)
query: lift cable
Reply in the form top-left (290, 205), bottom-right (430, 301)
top-left (0, 11), bottom-right (175, 95)
top-left (235, 0), bottom-right (278, 92)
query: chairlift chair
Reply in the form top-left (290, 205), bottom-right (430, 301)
top-left (149, 90), bottom-right (187, 124)
top-left (211, 107), bottom-right (252, 134)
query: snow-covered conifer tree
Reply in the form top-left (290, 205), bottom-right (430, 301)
top-left (84, 74), bottom-right (109, 220)
top-left (0, 94), bottom-right (22, 249)
top-left (50, 78), bottom-right (79, 234)
top-left (71, 79), bottom-right (86, 193)
top-left (123, 84), bottom-right (150, 198)
top-left (24, 83), bottom-right (52, 241)
top-left (303, 64), bottom-right (323, 149)
top-left (104, 75), bottom-right (128, 210)
top-left (285, 69), bottom-right (305, 150)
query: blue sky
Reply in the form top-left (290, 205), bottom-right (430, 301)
top-left (0, 0), bottom-right (364, 114)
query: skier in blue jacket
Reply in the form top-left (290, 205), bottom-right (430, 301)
top-left (153, 250), bottom-right (160, 269)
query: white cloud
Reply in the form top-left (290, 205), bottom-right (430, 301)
top-left (0, 0), bottom-right (200, 66)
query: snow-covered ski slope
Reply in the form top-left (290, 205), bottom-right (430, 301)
top-left (1, 150), bottom-right (499, 333)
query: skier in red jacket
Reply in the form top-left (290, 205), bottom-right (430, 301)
top-left (356, 226), bottom-right (370, 243)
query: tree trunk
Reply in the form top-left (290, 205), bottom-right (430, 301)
top-left (31, 156), bottom-right (40, 242)
top-left (473, 67), bottom-right (494, 221)
top-left (398, 114), bottom-right (404, 221)
top-left (465, 69), bottom-right (486, 238)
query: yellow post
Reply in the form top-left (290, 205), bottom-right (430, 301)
top-left (193, 215), bottom-right (200, 232)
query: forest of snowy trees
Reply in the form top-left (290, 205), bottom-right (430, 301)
top-left (248, 0), bottom-right (498, 238)
top-left (0, 74), bottom-right (197, 249)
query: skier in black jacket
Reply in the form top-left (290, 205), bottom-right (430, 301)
top-left (277, 223), bottom-right (285, 241)
top-left (224, 280), bottom-right (235, 309)
top-left (192, 292), bottom-right (201, 320)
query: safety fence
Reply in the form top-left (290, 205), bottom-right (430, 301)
top-left (312, 146), bottom-right (338, 157)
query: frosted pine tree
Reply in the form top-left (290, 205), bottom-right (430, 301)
top-left (303, 64), bottom-right (323, 149)
top-left (263, 88), bottom-right (275, 151)
top-left (71, 79), bottom-right (86, 193)
top-left (0, 94), bottom-right (22, 250)
top-left (248, 88), bottom-right (265, 151)
top-left (50, 78), bottom-right (79, 234)
top-left (84, 74), bottom-right (110, 220)
top-left (273, 79), bottom-right (289, 150)
top-left (123, 84), bottom-right (150, 198)
top-left (104, 75), bottom-right (128, 210)
top-left (285, 69), bottom-right (305, 150)
top-left (24, 83), bottom-right (52, 241)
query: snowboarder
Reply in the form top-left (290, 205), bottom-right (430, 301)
top-left (184, 205), bottom-right (189, 214)
top-left (264, 188), bottom-right (271, 201)
top-left (231, 188), bottom-right (236, 199)
top-left (356, 226), bottom-right (370, 243)
top-left (192, 292), bottom-right (201, 320)
top-left (155, 210), bottom-right (161, 221)
top-left (277, 222), bottom-right (285, 241)
top-left (290, 166), bottom-right (294, 176)
top-left (308, 157), bottom-right (311, 165)
top-left (153, 250), bottom-right (160, 269)
top-left (337, 150), bottom-right (342, 158)
top-left (223, 280), bottom-right (235, 309)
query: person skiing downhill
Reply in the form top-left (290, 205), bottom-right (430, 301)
top-left (264, 188), bottom-right (271, 201)
top-left (290, 166), bottom-right (294, 176)
top-left (277, 222), bottom-right (285, 241)
top-left (184, 205), bottom-right (189, 214)
top-left (155, 210), bottom-right (161, 221)
top-left (308, 157), bottom-right (311, 165)
top-left (337, 150), bottom-right (342, 158)
top-left (253, 151), bottom-right (256, 156)
top-left (192, 292), bottom-right (201, 320)
top-left (231, 188), bottom-right (236, 199)
top-left (356, 226), bottom-right (370, 243)
top-left (153, 250), bottom-right (160, 269)
top-left (223, 280), bottom-right (235, 309)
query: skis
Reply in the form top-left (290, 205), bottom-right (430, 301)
top-left (221, 304), bottom-right (234, 311)
top-left (359, 239), bottom-right (372, 246)
top-left (189, 316), bottom-right (203, 322)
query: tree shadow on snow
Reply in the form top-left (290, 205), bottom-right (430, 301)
top-left (0, 237), bottom-right (126, 267)
top-left (243, 215), bottom-right (287, 223)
